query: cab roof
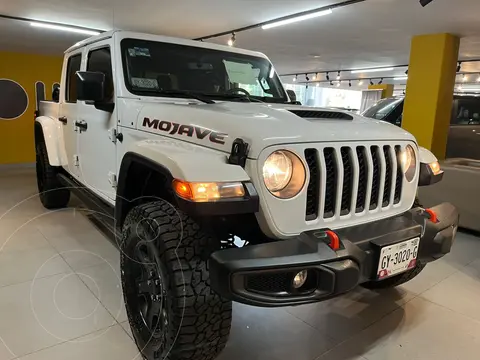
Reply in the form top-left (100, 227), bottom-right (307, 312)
top-left (65, 30), bottom-right (268, 59)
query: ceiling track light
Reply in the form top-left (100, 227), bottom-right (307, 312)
top-left (378, 78), bottom-right (383, 85)
top-left (305, 73), bottom-right (310, 81)
top-left (370, 79), bottom-right (374, 86)
top-left (405, 69), bottom-right (409, 75)
top-left (457, 62), bottom-right (462, 72)
top-left (462, 74), bottom-right (468, 82)
top-left (351, 67), bottom-right (395, 74)
top-left (261, 8), bottom-right (333, 30)
top-left (330, 80), bottom-right (334, 86)
top-left (293, 74), bottom-right (298, 82)
top-left (337, 71), bottom-right (341, 79)
top-left (326, 72), bottom-right (330, 81)
top-left (349, 80), bottom-right (352, 87)
top-left (358, 80), bottom-right (363, 85)
top-left (227, 32), bottom-right (236, 46)
top-left (30, 21), bottom-right (100, 35)
top-left (313, 72), bottom-right (318, 80)
top-left (336, 81), bottom-right (341, 87)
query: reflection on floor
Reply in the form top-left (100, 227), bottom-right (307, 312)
top-left (1, 167), bottom-right (480, 360)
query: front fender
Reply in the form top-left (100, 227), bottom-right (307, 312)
top-left (35, 117), bottom-right (67, 166)
top-left (125, 139), bottom-right (251, 182)
top-left (418, 146), bottom-right (438, 164)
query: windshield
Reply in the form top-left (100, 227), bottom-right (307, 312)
top-left (362, 98), bottom-right (404, 120)
top-left (121, 38), bottom-right (288, 103)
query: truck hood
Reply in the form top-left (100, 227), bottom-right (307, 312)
top-left (135, 100), bottom-right (416, 159)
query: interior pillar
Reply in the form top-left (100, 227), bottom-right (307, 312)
top-left (368, 84), bottom-right (394, 98)
top-left (402, 33), bottom-right (460, 159)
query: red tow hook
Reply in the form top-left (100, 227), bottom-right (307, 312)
top-left (325, 230), bottom-right (340, 251)
top-left (424, 208), bottom-right (438, 223)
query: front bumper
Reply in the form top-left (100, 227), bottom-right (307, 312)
top-left (210, 202), bottom-right (459, 307)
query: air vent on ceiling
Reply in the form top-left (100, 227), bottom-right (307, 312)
top-left (288, 110), bottom-right (353, 120)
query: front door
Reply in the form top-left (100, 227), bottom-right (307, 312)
top-left (60, 51), bottom-right (83, 178)
top-left (77, 40), bottom-right (117, 202)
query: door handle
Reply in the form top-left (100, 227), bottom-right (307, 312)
top-left (58, 116), bottom-right (68, 124)
top-left (75, 120), bottom-right (88, 131)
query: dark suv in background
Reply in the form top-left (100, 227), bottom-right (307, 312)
top-left (362, 95), bottom-right (480, 159)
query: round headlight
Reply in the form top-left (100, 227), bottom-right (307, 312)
top-left (399, 145), bottom-right (417, 182)
top-left (263, 150), bottom-right (306, 198)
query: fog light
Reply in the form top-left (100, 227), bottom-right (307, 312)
top-left (292, 270), bottom-right (308, 289)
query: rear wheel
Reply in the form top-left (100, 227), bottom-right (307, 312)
top-left (35, 140), bottom-right (70, 209)
top-left (120, 201), bottom-right (232, 360)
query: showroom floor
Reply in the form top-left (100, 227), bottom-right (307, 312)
top-left (1, 168), bottom-right (480, 360)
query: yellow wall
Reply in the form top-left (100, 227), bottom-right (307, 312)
top-left (368, 84), bottom-right (394, 98)
top-left (0, 52), bottom-right (63, 164)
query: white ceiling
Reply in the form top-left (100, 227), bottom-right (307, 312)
top-left (1, 0), bottom-right (480, 91)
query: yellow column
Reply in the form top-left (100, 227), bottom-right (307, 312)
top-left (402, 33), bottom-right (460, 160)
top-left (368, 84), bottom-right (394, 98)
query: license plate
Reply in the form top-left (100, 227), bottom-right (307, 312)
top-left (377, 238), bottom-right (420, 279)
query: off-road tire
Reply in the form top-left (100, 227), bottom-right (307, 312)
top-left (120, 201), bottom-right (232, 360)
top-left (362, 196), bottom-right (426, 289)
top-left (35, 140), bottom-right (70, 209)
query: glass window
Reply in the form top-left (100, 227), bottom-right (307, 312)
top-left (87, 47), bottom-right (114, 102)
top-left (362, 98), bottom-right (403, 120)
top-left (452, 98), bottom-right (480, 125)
top-left (65, 54), bottom-right (82, 103)
top-left (120, 39), bottom-right (288, 103)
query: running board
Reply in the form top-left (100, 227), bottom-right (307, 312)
top-left (57, 173), bottom-right (119, 238)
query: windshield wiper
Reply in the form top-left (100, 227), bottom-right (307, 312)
top-left (140, 89), bottom-right (215, 104)
top-left (207, 93), bottom-right (264, 103)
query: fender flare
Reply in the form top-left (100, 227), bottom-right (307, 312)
top-left (34, 117), bottom-right (68, 166)
top-left (124, 140), bottom-right (251, 182)
top-left (115, 141), bottom-right (252, 226)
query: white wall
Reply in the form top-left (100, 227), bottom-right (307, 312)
top-left (285, 84), bottom-right (362, 110)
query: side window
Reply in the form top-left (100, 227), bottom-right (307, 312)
top-left (87, 47), bottom-right (114, 102)
top-left (453, 98), bottom-right (480, 125)
top-left (65, 54), bottom-right (82, 103)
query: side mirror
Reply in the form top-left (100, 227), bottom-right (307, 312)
top-left (76, 71), bottom-right (105, 102)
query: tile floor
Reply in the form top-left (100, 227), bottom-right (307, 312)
top-left (1, 167), bottom-right (480, 360)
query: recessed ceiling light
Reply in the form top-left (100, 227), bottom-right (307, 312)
top-left (262, 9), bottom-right (333, 30)
top-left (30, 22), bottom-right (100, 36)
top-left (351, 67), bottom-right (395, 74)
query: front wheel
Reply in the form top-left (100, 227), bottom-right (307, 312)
top-left (120, 201), bottom-right (232, 360)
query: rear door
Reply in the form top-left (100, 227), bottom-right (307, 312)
top-left (447, 97), bottom-right (480, 160)
top-left (59, 51), bottom-right (83, 178)
top-left (76, 40), bottom-right (117, 202)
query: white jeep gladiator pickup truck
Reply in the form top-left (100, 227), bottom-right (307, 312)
top-left (35, 30), bottom-right (458, 360)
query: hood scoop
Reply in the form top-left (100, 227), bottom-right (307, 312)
top-left (288, 109), bottom-right (353, 120)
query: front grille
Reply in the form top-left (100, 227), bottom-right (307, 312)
top-left (370, 146), bottom-right (381, 210)
top-left (305, 149), bottom-right (319, 220)
top-left (305, 144), bottom-right (404, 220)
top-left (323, 148), bottom-right (337, 218)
